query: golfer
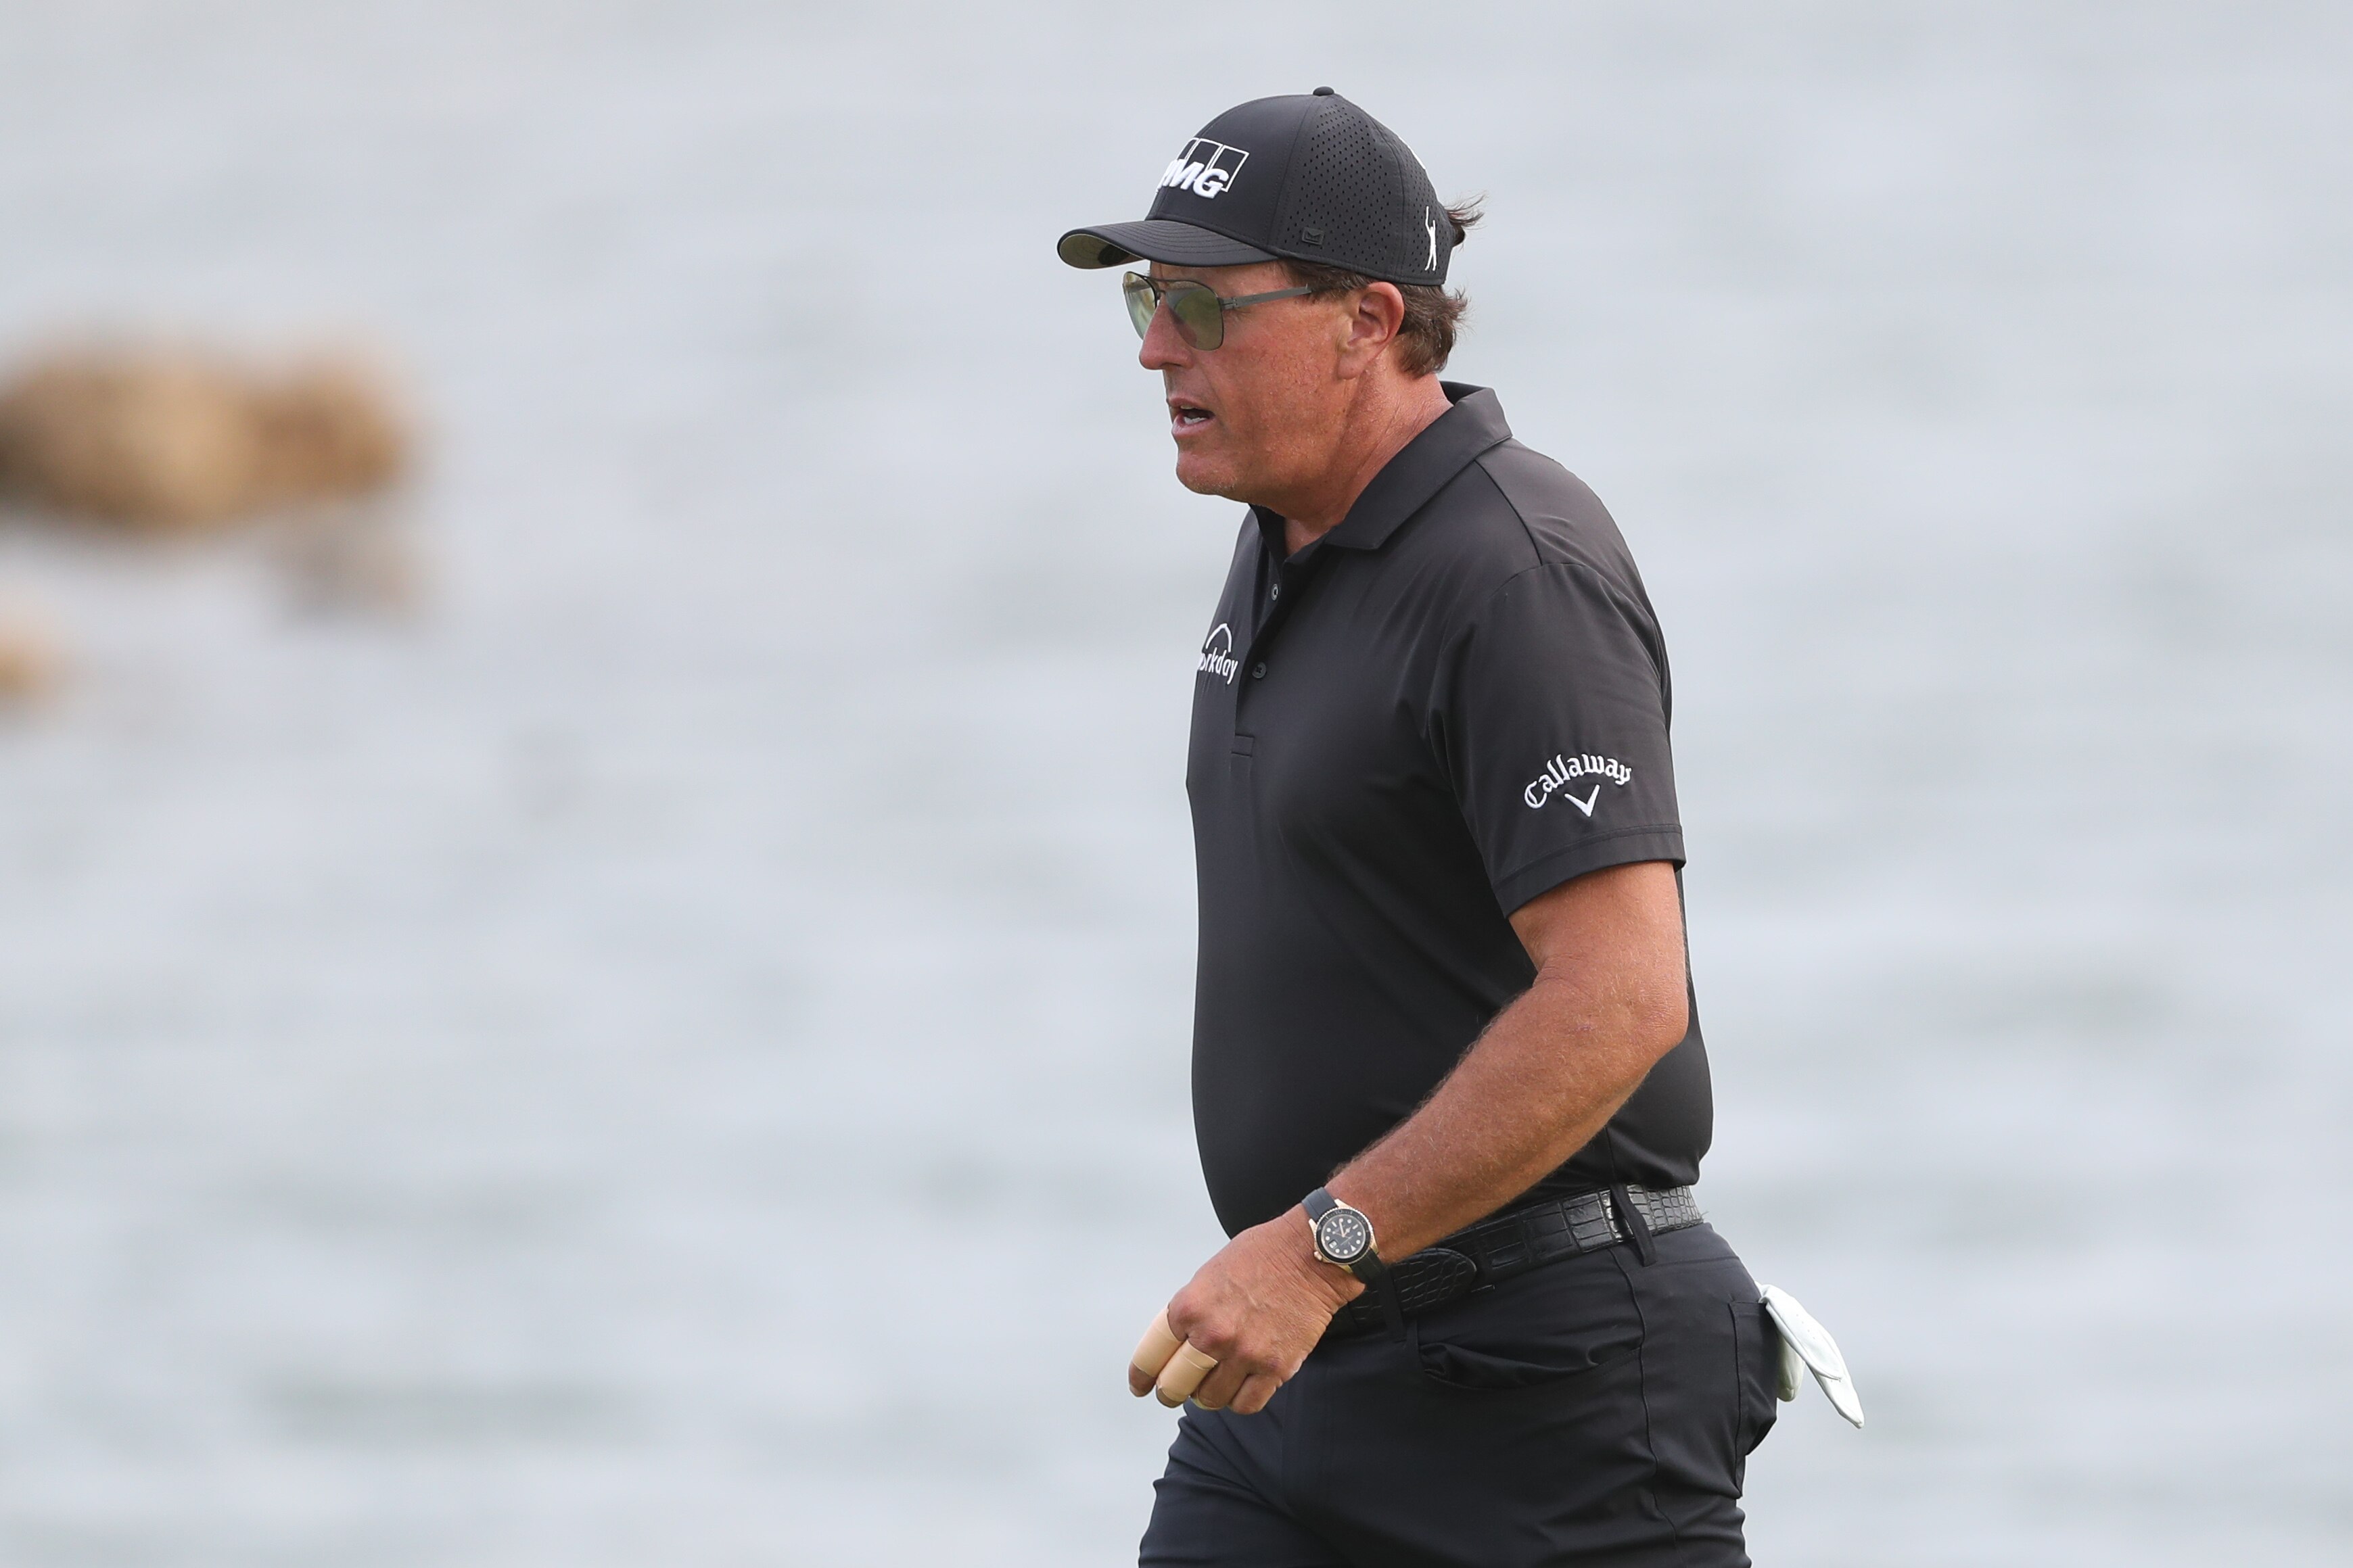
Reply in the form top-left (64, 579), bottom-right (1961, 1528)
top-left (1061, 89), bottom-right (1778, 1566)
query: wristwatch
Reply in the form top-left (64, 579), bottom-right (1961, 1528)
top-left (1303, 1187), bottom-right (1389, 1284)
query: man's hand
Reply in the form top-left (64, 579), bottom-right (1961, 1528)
top-left (1128, 1208), bottom-right (1362, 1416)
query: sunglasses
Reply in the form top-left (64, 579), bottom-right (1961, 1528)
top-left (1122, 271), bottom-right (1313, 350)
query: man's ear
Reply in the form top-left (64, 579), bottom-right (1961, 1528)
top-left (1336, 283), bottom-right (1407, 379)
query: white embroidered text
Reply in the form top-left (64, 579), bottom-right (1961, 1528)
top-left (1523, 753), bottom-right (1633, 811)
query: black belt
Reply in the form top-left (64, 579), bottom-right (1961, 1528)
top-left (1324, 1185), bottom-right (1702, 1340)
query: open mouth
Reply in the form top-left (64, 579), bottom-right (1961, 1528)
top-left (1170, 401), bottom-right (1215, 433)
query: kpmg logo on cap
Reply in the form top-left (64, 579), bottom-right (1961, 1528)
top-left (1161, 138), bottom-right (1249, 201)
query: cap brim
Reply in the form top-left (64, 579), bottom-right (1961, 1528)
top-left (1056, 219), bottom-right (1278, 270)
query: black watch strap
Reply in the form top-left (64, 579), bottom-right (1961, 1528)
top-left (1304, 1188), bottom-right (1403, 1337)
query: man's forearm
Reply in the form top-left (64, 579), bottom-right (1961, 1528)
top-left (1326, 863), bottom-right (1690, 1259)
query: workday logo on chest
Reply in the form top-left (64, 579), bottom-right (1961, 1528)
top-left (1197, 623), bottom-right (1240, 684)
top-left (1161, 138), bottom-right (1249, 200)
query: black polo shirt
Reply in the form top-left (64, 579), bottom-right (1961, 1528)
top-left (1186, 384), bottom-right (1713, 1237)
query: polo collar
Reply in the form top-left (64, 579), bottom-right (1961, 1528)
top-left (1250, 383), bottom-right (1513, 557)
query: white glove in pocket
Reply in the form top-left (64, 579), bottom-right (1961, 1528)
top-left (1760, 1284), bottom-right (1864, 1429)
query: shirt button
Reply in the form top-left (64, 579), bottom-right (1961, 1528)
top-left (1251, 662), bottom-right (1267, 679)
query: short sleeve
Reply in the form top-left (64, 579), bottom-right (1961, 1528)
top-left (1430, 561), bottom-right (1685, 914)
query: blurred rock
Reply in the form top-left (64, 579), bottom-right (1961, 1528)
top-left (0, 343), bottom-right (410, 529)
top-left (275, 504), bottom-right (432, 618)
top-left (0, 596), bottom-right (64, 703)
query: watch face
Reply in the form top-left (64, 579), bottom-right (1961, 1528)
top-left (1316, 1207), bottom-right (1371, 1264)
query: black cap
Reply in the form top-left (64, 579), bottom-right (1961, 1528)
top-left (1057, 91), bottom-right (1453, 287)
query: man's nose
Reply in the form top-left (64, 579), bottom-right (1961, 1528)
top-left (1138, 302), bottom-right (1192, 371)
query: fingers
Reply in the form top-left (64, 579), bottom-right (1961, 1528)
top-left (1192, 1364), bottom-right (1282, 1415)
top-left (1153, 1341), bottom-right (1219, 1408)
top-left (1127, 1308), bottom-right (1230, 1410)
top-left (1188, 1358), bottom-right (1248, 1412)
top-left (1129, 1310), bottom-right (1183, 1397)
top-left (1229, 1372), bottom-right (1284, 1416)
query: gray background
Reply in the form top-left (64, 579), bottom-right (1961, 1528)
top-left (0, 2), bottom-right (2346, 1563)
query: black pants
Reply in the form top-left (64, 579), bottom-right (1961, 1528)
top-left (1140, 1223), bottom-right (1777, 1568)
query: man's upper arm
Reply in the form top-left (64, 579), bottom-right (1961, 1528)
top-left (1433, 559), bottom-right (1685, 916)
top-left (1507, 860), bottom-right (1690, 1053)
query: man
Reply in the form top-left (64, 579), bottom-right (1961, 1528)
top-left (1059, 89), bottom-right (1778, 1567)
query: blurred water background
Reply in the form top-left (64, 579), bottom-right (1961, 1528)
top-left (0, 2), bottom-right (2346, 1563)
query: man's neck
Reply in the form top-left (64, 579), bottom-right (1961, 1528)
top-left (1277, 376), bottom-right (1455, 556)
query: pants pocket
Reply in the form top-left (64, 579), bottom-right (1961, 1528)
top-left (1730, 1298), bottom-right (1779, 1457)
top-left (1412, 1252), bottom-right (1644, 1391)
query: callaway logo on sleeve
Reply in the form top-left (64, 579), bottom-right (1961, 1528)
top-left (1522, 751), bottom-right (1635, 815)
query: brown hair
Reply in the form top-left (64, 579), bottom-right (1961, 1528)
top-left (1282, 199), bottom-right (1484, 378)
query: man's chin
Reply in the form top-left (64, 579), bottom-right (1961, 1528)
top-left (1173, 452), bottom-right (1247, 501)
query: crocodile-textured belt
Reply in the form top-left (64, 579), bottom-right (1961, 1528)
top-left (1324, 1184), bottom-right (1702, 1340)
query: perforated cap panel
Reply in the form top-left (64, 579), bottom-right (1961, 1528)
top-left (1273, 97), bottom-right (1447, 285)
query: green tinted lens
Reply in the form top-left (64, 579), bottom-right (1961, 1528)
top-left (1122, 272), bottom-right (1157, 339)
top-left (1121, 275), bottom-right (1227, 349)
top-left (1164, 281), bottom-right (1225, 350)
